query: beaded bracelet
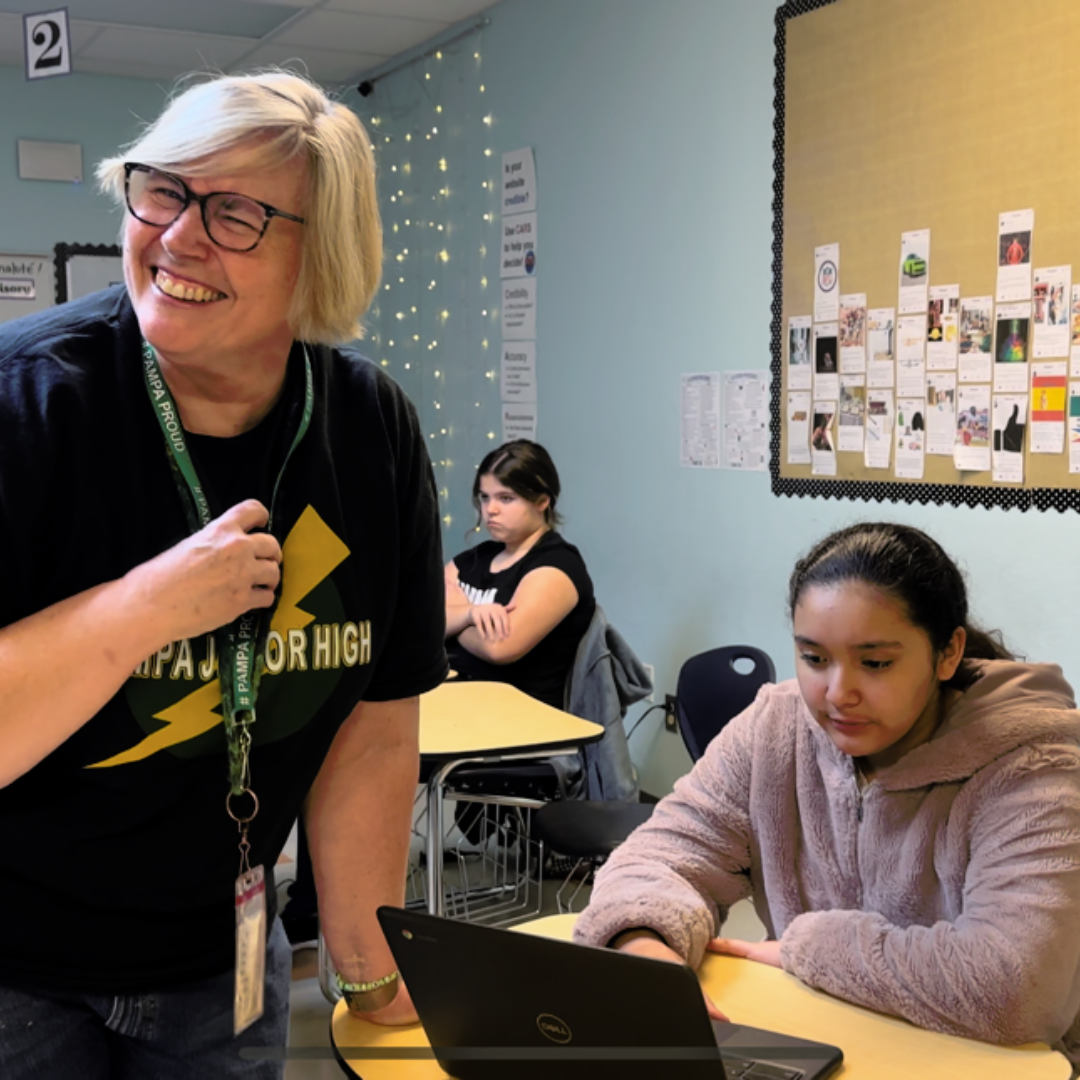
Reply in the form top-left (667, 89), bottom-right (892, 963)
top-left (336, 970), bottom-right (400, 1012)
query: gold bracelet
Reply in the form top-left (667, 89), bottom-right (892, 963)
top-left (337, 970), bottom-right (400, 1013)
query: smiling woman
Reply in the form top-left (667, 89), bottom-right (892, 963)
top-left (0, 70), bottom-right (447, 1080)
top-left (574, 522), bottom-right (1080, 1072)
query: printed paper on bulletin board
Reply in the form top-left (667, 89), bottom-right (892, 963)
top-left (773, 0), bottom-right (1080, 511)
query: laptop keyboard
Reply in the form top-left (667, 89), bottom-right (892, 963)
top-left (721, 1054), bottom-right (803, 1080)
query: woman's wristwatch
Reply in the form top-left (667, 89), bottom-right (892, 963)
top-left (336, 970), bottom-right (400, 1013)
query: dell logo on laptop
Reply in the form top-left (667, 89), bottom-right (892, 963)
top-left (536, 1013), bottom-right (572, 1043)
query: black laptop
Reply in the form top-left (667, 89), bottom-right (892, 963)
top-left (377, 907), bottom-right (843, 1080)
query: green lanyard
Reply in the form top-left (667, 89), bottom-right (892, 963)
top-left (141, 340), bottom-right (314, 798)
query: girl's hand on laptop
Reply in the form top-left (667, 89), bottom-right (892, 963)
top-left (706, 937), bottom-right (782, 968)
top-left (353, 979), bottom-right (420, 1027)
top-left (612, 930), bottom-right (731, 1022)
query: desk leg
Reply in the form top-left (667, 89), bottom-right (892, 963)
top-left (422, 750), bottom-right (576, 916)
top-left (425, 763), bottom-right (453, 916)
top-left (425, 776), bottom-right (443, 915)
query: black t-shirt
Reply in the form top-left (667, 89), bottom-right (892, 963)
top-left (447, 532), bottom-right (595, 708)
top-left (0, 286), bottom-right (448, 992)
top-left (184, 387), bottom-right (290, 514)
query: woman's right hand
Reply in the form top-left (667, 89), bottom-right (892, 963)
top-left (613, 932), bottom-right (730, 1022)
top-left (468, 602), bottom-right (514, 640)
top-left (126, 499), bottom-right (282, 642)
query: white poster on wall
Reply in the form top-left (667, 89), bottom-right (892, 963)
top-left (787, 314), bottom-right (812, 391)
top-left (1070, 382), bottom-right (1080, 472)
top-left (898, 228), bottom-right (930, 314)
top-left (680, 372), bottom-right (720, 468)
top-left (865, 389), bottom-right (893, 469)
top-left (787, 391), bottom-right (811, 465)
top-left (500, 211), bottom-right (537, 278)
top-left (896, 314), bottom-right (927, 397)
top-left (996, 208), bottom-right (1034, 303)
top-left (894, 398), bottom-right (926, 480)
top-left (812, 322), bottom-right (839, 400)
top-left (1030, 362), bottom-right (1066, 454)
top-left (721, 370), bottom-right (768, 471)
top-left (926, 371), bottom-right (957, 456)
top-left (992, 394), bottom-right (1027, 483)
top-left (502, 147), bottom-right (537, 216)
top-left (926, 284), bottom-right (959, 370)
top-left (954, 385), bottom-right (991, 472)
top-left (813, 243), bottom-right (839, 323)
top-left (959, 296), bottom-right (993, 383)
top-left (501, 278), bottom-right (536, 340)
top-left (838, 293), bottom-right (867, 373)
top-left (993, 301), bottom-right (1031, 392)
top-left (810, 401), bottom-right (837, 476)
top-left (866, 307), bottom-right (895, 387)
top-left (500, 341), bottom-right (536, 402)
top-left (501, 402), bottom-right (537, 443)
top-left (1032, 265), bottom-right (1070, 358)
top-left (0, 253), bottom-right (52, 322)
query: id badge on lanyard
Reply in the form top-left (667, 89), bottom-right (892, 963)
top-left (142, 340), bottom-right (313, 1035)
top-left (235, 864), bottom-right (267, 1034)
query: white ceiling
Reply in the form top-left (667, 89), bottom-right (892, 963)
top-left (0, 0), bottom-right (493, 87)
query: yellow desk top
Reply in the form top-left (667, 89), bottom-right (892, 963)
top-left (331, 914), bottom-right (1071, 1080)
top-left (419, 681), bottom-right (603, 759)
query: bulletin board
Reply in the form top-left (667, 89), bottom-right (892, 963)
top-left (772, 0), bottom-right (1080, 512)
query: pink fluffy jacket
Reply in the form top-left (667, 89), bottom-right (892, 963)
top-left (574, 660), bottom-right (1080, 1065)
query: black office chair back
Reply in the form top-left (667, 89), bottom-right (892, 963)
top-left (675, 645), bottom-right (776, 761)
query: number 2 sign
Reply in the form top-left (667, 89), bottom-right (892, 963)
top-left (24, 9), bottom-right (72, 81)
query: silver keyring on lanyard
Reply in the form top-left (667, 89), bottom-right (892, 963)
top-left (227, 788), bottom-right (260, 876)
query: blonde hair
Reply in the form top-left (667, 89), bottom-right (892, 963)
top-left (97, 70), bottom-right (382, 344)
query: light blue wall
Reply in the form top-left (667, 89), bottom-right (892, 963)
top-left (0, 66), bottom-right (169, 254)
top-left (357, 0), bottom-right (1080, 796)
top-left (3, 4), bottom-right (1076, 797)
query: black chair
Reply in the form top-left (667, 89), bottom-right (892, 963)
top-left (533, 644), bottom-right (776, 911)
top-left (675, 645), bottom-right (776, 761)
top-left (532, 798), bottom-right (655, 911)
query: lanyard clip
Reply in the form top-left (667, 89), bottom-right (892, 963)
top-left (227, 788), bottom-right (260, 877)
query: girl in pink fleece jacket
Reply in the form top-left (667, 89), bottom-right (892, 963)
top-left (576, 522), bottom-right (1080, 1067)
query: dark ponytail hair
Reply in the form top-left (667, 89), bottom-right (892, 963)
top-left (788, 523), bottom-right (1012, 688)
top-left (471, 440), bottom-right (564, 532)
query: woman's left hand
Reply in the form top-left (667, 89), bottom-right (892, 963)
top-left (350, 979), bottom-right (420, 1026)
top-left (705, 937), bottom-right (782, 968)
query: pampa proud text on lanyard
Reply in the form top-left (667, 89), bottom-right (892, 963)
top-left (142, 340), bottom-right (313, 1034)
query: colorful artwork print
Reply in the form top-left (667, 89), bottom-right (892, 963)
top-left (997, 318), bottom-right (1029, 363)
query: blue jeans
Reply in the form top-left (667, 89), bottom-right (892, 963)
top-left (0, 918), bottom-right (291, 1079)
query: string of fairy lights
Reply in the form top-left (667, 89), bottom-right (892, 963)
top-left (347, 35), bottom-right (501, 534)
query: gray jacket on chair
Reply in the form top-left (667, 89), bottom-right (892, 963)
top-left (559, 605), bottom-right (652, 802)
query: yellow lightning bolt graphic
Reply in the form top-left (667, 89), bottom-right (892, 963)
top-left (271, 505), bottom-right (350, 635)
top-left (87, 506), bottom-right (350, 769)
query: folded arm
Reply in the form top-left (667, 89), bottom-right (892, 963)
top-left (444, 561), bottom-right (476, 637)
top-left (451, 566), bottom-right (578, 665)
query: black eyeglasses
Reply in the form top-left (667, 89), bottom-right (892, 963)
top-left (123, 163), bottom-right (306, 253)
